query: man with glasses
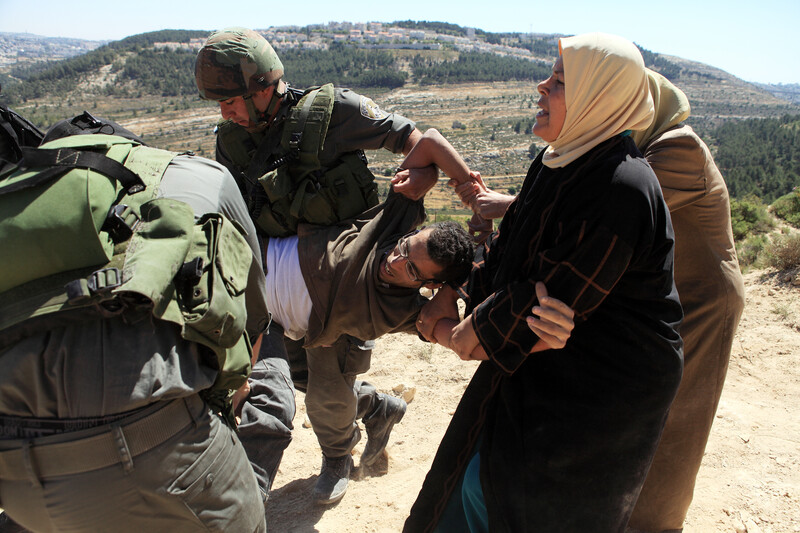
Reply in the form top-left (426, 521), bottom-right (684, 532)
top-left (260, 176), bottom-right (474, 505)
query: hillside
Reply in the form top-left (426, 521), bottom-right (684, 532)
top-left (0, 32), bottom-right (105, 67)
top-left (755, 82), bottom-right (800, 105)
top-left (0, 24), bottom-right (798, 207)
top-left (660, 55), bottom-right (798, 131)
top-left (1, 25), bottom-right (797, 122)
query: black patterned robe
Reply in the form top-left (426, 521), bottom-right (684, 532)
top-left (405, 135), bottom-right (684, 533)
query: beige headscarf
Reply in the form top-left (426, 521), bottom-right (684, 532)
top-left (630, 68), bottom-right (691, 150)
top-left (543, 33), bottom-right (654, 168)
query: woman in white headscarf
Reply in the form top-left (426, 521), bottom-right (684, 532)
top-left (405, 34), bottom-right (683, 533)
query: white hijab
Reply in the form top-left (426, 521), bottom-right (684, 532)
top-left (543, 33), bottom-right (655, 168)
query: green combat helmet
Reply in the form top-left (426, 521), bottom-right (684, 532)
top-left (195, 27), bottom-right (284, 101)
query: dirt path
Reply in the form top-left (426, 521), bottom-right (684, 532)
top-left (266, 268), bottom-right (800, 533)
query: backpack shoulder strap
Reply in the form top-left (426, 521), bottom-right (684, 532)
top-left (0, 146), bottom-right (146, 196)
top-left (0, 103), bottom-right (45, 172)
top-left (287, 86), bottom-right (322, 150)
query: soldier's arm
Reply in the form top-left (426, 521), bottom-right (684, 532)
top-left (398, 128), bottom-right (471, 182)
top-left (401, 128), bottom-right (424, 156)
top-left (392, 128), bottom-right (472, 200)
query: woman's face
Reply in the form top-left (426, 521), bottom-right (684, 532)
top-left (533, 56), bottom-right (567, 143)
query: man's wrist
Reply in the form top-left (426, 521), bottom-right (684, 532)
top-left (436, 284), bottom-right (461, 301)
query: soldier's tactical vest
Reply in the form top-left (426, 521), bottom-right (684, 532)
top-left (217, 83), bottom-right (379, 237)
top-left (0, 134), bottom-right (253, 424)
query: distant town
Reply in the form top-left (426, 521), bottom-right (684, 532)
top-left (0, 22), bottom-right (559, 68)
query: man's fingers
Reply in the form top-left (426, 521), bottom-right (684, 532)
top-left (232, 380), bottom-right (252, 417)
top-left (539, 297), bottom-right (575, 319)
top-left (534, 281), bottom-right (548, 300)
top-left (452, 181), bottom-right (478, 206)
top-left (391, 169), bottom-right (410, 184)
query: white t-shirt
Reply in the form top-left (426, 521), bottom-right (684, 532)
top-left (264, 235), bottom-right (312, 340)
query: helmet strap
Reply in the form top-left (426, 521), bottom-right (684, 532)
top-left (245, 80), bottom-right (285, 127)
top-left (264, 80), bottom-right (286, 121)
top-left (244, 95), bottom-right (263, 127)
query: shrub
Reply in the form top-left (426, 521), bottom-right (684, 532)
top-left (763, 233), bottom-right (800, 270)
top-left (736, 234), bottom-right (770, 270)
top-left (427, 211), bottom-right (473, 230)
top-left (771, 189), bottom-right (800, 228)
top-left (730, 195), bottom-right (774, 240)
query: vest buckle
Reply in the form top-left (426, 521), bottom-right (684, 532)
top-left (103, 204), bottom-right (141, 243)
top-left (65, 267), bottom-right (123, 304)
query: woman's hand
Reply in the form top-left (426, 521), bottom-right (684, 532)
top-left (416, 285), bottom-right (460, 342)
top-left (528, 282), bottom-right (575, 352)
top-left (473, 189), bottom-right (516, 220)
top-left (450, 315), bottom-right (483, 361)
top-left (450, 171), bottom-right (515, 220)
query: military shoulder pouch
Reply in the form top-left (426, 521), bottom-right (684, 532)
top-left (0, 135), bottom-right (159, 294)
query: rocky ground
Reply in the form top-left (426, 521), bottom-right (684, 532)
top-left (266, 267), bottom-right (800, 532)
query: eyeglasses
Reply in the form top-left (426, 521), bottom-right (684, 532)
top-left (396, 229), bottom-right (440, 284)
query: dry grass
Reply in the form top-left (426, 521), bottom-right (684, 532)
top-left (765, 233), bottom-right (800, 270)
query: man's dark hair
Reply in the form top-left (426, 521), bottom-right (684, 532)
top-left (426, 221), bottom-right (475, 284)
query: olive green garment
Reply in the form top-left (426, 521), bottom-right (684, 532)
top-left (0, 155), bottom-right (268, 418)
top-left (0, 396), bottom-right (265, 532)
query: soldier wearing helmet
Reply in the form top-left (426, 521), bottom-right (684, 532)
top-left (195, 27), bottom-right (429, 506)
top-left (195, 27), bottom-right (286, 131)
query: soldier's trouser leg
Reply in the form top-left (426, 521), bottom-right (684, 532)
top-left (0, 396), bottom-right (265, 533)
top-left (237, 322), bottom-right (296, 497)
top-left (305, 336), bottom-right (380, 457)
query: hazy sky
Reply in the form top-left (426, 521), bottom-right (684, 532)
top-left (1, 0), bottom-right (798, 84)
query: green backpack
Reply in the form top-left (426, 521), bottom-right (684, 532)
top-left (218, 83), bottom-right (379, 237)
top-left (0, 133), bottom-right (254, 424)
